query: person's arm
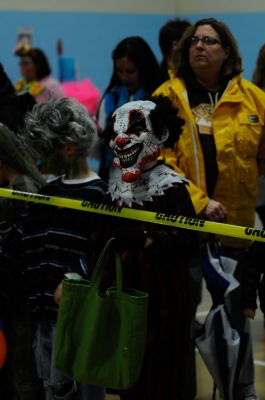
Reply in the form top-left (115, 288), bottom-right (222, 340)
top-left (240, 241), bottom-right (265, 319)
top-left (258, 275), bottom-right (265, 316)
top-left (54, 272), bottom-right (82, 305)
top-left (160, 146), bottom-right (209, 216)
top-left (257, 126), bottom-right (265, 176)
top-left (243, 308), bottom-right (256, 320)
top-left (160, 146), bottom-right (226, 221)
top-left (96, 96), bottom-right (108, 133)
top-left (200, 199), bottom-right (227, 222)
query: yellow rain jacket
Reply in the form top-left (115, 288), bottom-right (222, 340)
top-left (154, 75), bottom-right (265, 247)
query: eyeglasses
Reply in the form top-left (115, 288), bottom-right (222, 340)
top-left (189, 36), bottom-right (221, 46)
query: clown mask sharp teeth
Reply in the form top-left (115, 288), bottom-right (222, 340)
top-left (111, 100), bottom-right (163, 181)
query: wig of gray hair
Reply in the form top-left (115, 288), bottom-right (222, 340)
top-left (23, 96), bottom-right (97, 159)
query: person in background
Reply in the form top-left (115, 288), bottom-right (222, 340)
top-left (96, 35), bottom-right (164, 181)
top-left (0, 125), bottom-right (44, 400)
top-left (240, 241), bottom-right (265, 327)
top-left (0, 125), bottom-right (44, 240)
top-left (252, 44), bottom-right (265, 90)
top-left (14, 44), bottom-right (65, 103)
top-left (252, 44), bottom-right (265, 229)
top-left (0, 97), bottom-right (107, 400)
top-left (0, 61), bottom-right (42, 399)
top-left (0, 62), bottom-right (36, 132)
top-left (153, 17), bottom-right (265, 400)
top-left (158, 18), bottom-right (191, 81)
top-left (106, 95), bottom-right (198, 400)
top-left (251, 45), bottom-right (265, 331)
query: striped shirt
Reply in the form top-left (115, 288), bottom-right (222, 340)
top-left (0, 174), bottom-right (108, 322)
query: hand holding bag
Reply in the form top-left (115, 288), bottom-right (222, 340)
top-left (54, 238), bottom-right (148, 389)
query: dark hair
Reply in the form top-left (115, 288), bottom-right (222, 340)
top-left (159, 19), bottom-right (191, 80)
top-left (252, 44), bottom-right (265, 90)
top-left (105, 36), bottom-right (164, 95)
top-left (149, 95), bottom-right (184, 148)
top-left (173, 18), bottom-right (243, 80)
top-left (20, 48), bottom-right (51, 80)
top-left (159, 18), bottom-right (191, 58)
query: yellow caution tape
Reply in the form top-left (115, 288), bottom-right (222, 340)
top-left (0, 187), bottom-right (264, 243)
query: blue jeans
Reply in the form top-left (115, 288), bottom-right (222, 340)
top-left (33, 321), bottom-right (106, 400)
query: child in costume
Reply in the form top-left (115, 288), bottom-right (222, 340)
top-left (106, 96), bottom-right (198, 400)
top-left (0, 97), bottom-right (106, 400)
top-left (0, 125), bottom-right (44, 400)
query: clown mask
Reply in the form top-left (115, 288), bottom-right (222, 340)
top-left (109, 100), bottom-right (169, 182)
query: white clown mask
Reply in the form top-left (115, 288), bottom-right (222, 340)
top-left (109, 100), bottom-right (169, 182)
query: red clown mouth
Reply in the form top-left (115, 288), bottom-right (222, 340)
top-left (115, 143), bottom-right (143, 168)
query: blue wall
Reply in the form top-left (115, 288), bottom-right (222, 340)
top-left (1, 11), bottom-right (173, 94)
top-left (1, 10), bottom-right (265, 95)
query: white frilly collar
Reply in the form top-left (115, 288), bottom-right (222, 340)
top-left (108, 163), bottom-right (188, 207)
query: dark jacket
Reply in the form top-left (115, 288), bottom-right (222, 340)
top-left (240, 241), bottom-right (265, 315)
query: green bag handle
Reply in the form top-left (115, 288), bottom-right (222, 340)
top-left (90, 238), bottom-right (123, 294)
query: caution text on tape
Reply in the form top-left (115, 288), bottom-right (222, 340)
top-left (0, 188), bottom-right (265, 243)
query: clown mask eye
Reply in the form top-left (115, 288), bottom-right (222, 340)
top-left (126, 110), bottom-right (148, 135)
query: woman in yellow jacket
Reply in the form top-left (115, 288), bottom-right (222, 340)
top-left (155, 75), bottom-right (265, 248)
top-left (154, 18), bottom-right (265, 400)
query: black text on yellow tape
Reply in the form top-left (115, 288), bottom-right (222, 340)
top-left (0, 188), bottom-right (265, 243)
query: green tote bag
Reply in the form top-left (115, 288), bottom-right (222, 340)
top-left (54, 238), bottom-right (148, 390)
